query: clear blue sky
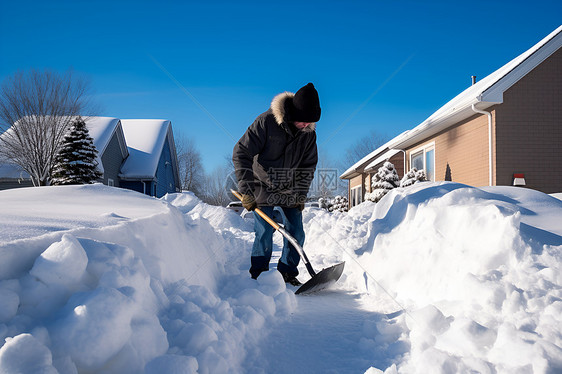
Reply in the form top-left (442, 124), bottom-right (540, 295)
top-left (1, 0), bottom-right (560, 172)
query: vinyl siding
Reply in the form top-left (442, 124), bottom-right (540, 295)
top-left (405, 112), bottom-right (493, 188)
top-left (100, 132), bottom-right (126, 187)
top-left (155, 139), bottom-right (178, 198)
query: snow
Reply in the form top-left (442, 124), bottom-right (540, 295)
top-left (84, 116), bottom-right (123, 174)
top-left (1, 182), bottom-right (561, 373)
top-left (120, 119), bottom-right (172, 178)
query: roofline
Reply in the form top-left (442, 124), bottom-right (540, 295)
top-left (388, 25), bottom-right (562, 150)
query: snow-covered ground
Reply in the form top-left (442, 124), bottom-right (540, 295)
top-left (0, 182), bottom-right (561, 373)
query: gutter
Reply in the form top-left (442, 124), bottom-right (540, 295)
top-left (471, 104), bottom-right (493, 186)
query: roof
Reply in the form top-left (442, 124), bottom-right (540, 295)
top-left (84, 116), bottom-right (128, 173)
top-left (388, 25), bottom-right (562, 150)
top-left (340, 132), bottom-right (408, 179)
top-left (364, 149), bottom-right (402, 172)
top-left (119, 119), bottom-right (174, 179)
top-left (341, 25), bottom-right (562, 181)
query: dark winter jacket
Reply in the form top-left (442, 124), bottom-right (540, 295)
top-left (233, 92), bottom-right (318, 207)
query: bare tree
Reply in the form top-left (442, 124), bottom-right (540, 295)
top-left (202, 164), bottom-right (232, 206)
top-left (197, 153), bottom-right (238, 206)
top-left (0, 69), bottom-right (95, 186)
top-left (312, 148), bottom-right (347, 200)
top-left (175, 131), bottom-right (205, 195)
top-left (341, 130), bottom-right (388, 170)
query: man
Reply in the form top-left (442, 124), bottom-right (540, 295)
top-left (232, 83), bottom-right (320, 285)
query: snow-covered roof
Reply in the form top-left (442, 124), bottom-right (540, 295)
top-left (340, 132), bottom-right (409, 179)
top-left (119, 119), bottom-right (174, 179)
top-left (364, 149), bottom-right (402, 172)
top-left (84, 116), bottom-right (128, 173)
top-left (86, 117), bottom-right (127, 157)
top-left (389, 25), bottom-right (562, 150)
top-left (0, 116), bottom-right (127, 177)
top-left (341, 25), bottom-right (562, 181)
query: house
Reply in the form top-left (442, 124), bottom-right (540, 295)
top-left (0, 117), bottom-right (181, 198)
top-left (341, 25), bottom-right (562, 208)
top-left (85, 116), bottom-right (129, 187)
top-left (119, 119), bottom-right (181, 198)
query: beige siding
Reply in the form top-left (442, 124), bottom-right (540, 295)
top-left (349, 175), bottom-right (362, 188)
top-left (405, 113), bottom-right (493, 187)
top-left (495, 47), bottom-right (562, 193)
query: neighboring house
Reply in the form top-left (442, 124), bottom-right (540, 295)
top-left (119, 119), bottom-right (181, 198)
top-left (0, 116), bottom-right (128, 190)
top-left (0, 117), bottom-right (181, 198)
top-left (86, 116), bottom-right (129, 187)
top-left (342, 25), bottom-right (562, 208)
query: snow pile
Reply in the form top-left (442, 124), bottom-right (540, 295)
top-left (302, 182), bottom-right (562, 373)
top-left (1, 181), bottom-right (561, 373)
top-left (0, 185), bottom-right (295, 374)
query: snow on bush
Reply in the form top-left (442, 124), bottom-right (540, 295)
top-left (365, 161), bottom-right (399, 203)
top-left (327, 195), bottom-right (349, 212)
top-left (399, 167), bottom-right (426, 188)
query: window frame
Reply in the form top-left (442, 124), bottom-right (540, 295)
top-left (409, 142), bottom-right (436, 182)
top-left (350, 185), bottom-right (362, 207)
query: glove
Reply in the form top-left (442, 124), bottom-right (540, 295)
top-left (296, 202), bottom-right (305, 211)
top-left (241, 194), bottom-right (257, 211)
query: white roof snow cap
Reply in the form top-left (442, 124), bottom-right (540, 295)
top-left (85, 117), bottom-right (125, 156)
top-left (119, 119), bottom-right (172, 179)
top-left (364, 149), bottom-right (402, 172)
top-left (84, 116), bottom-right (128, 173)
top-left (389, 25), bottom-right (562, 150)
top-left (340, 131), bottom-right (409, 179)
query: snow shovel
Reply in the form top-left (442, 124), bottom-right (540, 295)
top-left (231, 190), bottom-right (345, 295)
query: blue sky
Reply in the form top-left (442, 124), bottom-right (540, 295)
top-left (1, 0), bottom-right (561, 173)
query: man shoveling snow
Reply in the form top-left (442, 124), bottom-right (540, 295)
top-left (232, 83), bottom-right (321, 286)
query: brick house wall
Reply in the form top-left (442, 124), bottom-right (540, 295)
top-left (495, 47), bottom-right (562, 193)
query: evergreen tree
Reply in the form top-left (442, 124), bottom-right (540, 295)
top-left (366, 161), bottom-right (399, 203)
top-left (51, 117), bottom-right (102, 185)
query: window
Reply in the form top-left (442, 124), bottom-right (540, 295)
top-left (107, 178), bottom-right (114, 187)
top-left (411, 151), bottom-right (424, 171)
top-left (350, 185), bottom-right (362, 207)
top-left (410, 143), bottom-right (435, 181)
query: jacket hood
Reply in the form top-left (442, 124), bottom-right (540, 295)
top-left (270, 92), bottom-right (316, 132)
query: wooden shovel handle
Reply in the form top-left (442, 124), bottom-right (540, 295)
top-left (230, 189), bottom-right (280, 230)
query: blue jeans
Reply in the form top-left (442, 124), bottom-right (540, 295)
top-left (250, 207), bottom-right (305, 279)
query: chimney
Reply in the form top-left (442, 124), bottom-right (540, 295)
top-left (471, 75), bottom-right (477, 85)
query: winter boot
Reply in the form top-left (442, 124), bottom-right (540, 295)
top-left (281, 272), bottom-right (302, 286)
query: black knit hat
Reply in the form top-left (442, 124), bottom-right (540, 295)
top-left (288, 83), bottom-right (321, 123)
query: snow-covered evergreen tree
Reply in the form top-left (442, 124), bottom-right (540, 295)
top-left (51, 117), bottom-right (102, 185)
top-left (400, 167), bottom-right (427, 188)
top-left (366, 161), bottom-right (399, 203)
top-left (327, 195), bottom-right (348, 212)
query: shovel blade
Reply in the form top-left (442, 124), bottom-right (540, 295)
top-left (295, 262), bottom-right (345, 295)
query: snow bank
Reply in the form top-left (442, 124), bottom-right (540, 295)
top-left (1, 181), bottom-right (560, 373)
top-left (0, 186), bottom-right (295, 374)
top-left (302, 182), bottom-right (562, 373)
